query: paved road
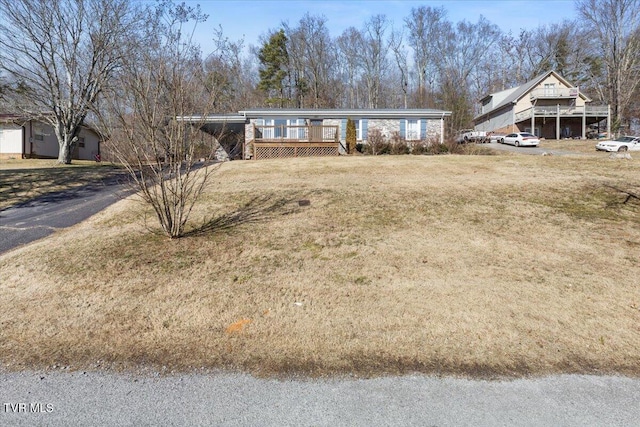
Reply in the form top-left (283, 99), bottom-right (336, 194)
top-left (0, 175), bottom-right (132, 254)
top-left (1, 371), bottom-right (638, 426)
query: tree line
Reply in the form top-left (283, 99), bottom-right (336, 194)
top-left (249, 0), bottom-right (640, 135)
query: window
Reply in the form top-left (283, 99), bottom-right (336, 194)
top-left (273, 119), bottom-right (286, 138)
top-left (405, 119), bottom-right (420, 141)
top-left (544, 83), bottom-right (555, 96)
top-left (262, 118), bottom-right (303, 139)
top-left (354, 120), bottom-right (363, 140)
top-left (34, 130), bottom-right (44, 141)
top-left (78, 137), bottom-right (85, 148)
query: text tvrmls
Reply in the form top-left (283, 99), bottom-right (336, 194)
top-left (4, 403), bottom-right (54, 413)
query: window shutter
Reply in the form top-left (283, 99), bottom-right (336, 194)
top-left (420, 119), bottom-right (427, 140)
top-left (362, 119), bottom-right (368, 140)
top-left (341, 118), bottom-right (347, 141)
top-left (399, 119), bottom-right (406, 138)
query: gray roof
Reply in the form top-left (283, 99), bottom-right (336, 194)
top-left (238, 108), bottom-right (451, 119)
top-left (474, 70), bottom-right (589, 121)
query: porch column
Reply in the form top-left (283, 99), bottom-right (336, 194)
top-left (531, 108), bottom-right (535, 136)
top-left (582, 106), bottom-right (586, 139)
top-left (607, 105), bottom-right (611, 137)
top-left (556, 104), bottom-right (561, 139)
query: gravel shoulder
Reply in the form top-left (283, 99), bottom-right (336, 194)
top-left (1, 371), bottom-right (639, 426)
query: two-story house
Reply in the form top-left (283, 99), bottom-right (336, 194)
top-left (473, 71), bottom-right (610, 139)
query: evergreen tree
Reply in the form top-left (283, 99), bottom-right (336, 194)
top-left (346, 118), bottom-right (357, 154)
top-left (257, 29), bottom-right (289, 107)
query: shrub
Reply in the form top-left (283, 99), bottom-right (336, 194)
top-left (346, 118), bottom-right (357, 154)
top-left (366, 128), bottom-right (388, 155)
top-left (390, 132), bottom-right (410, 155)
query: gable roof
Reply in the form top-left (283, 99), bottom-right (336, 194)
top-left (474, 70), bottom-right (591, 121)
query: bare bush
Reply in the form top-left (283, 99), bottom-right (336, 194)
top-left (98, 1), bottom-right (222, 238)
top-left (365, 128), bottom-right (389, 155)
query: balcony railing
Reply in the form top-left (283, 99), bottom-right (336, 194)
top-left (515, 105), bottom-right (609, 122)
top-left (530, 87), bottom-right (579, 99)
top-left (253, 124), bottom-right (339, 142)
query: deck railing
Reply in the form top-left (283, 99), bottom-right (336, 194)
top-left (515, 105), bottom-right (609, 122)
top-left (529, 87), bottom-right (579, 99)
top-left (251, 124), bottom-right (341, 159)
top-left (253, 124), bottom-right (339, 142)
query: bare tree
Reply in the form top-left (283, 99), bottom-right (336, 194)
top-left (98, 1), bottom-right (222, 239)
top-left (389, 30), bottom-right (409, 109)
top-left (204, 27), bottom-right (261, 112)
top-left (0, 0), bottom-right (139, 164)
top-left (336, 27), bottom-right (363, 108)
top-left (577, 0), bottom-right (640, 133)
top-left (404, 6), bottom-right (447, 107)
top-left (357, 15), bottom-right (391, 108)
top-left (435, 16), bottom-right (501, 133)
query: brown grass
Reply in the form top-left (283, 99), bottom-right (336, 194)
top-left (538, 139), bottom-right (601, 154)
top-left (1, 155), bottom-right (639, 378)
top-left (0, 159), bottom-right (124, 210)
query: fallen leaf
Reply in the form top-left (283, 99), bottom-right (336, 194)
top-left (226, 318), bottom-right (252, 334)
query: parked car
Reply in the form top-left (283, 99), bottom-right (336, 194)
top-left (454, 129), bottom-right (488, 144)
top-left (500, 132), bottom-right (540, 147)
top-left (595, 136), bottom-right (640, 152)
top-left (488, 132), bottom-right (506, 143)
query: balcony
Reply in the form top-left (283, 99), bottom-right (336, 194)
top-left (251, 124), bottom-right (340, 159)
top-left (530, 87), bottom-right (579, 100)
top-left (515, 105), bottom-right (609, 122)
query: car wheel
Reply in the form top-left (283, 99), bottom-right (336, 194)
top-left (515, 141), bottom-right (520, 147)
top-left (499, 138), bottom-right (504, 144)
top-left (618, 146), bottom-right (628, 152)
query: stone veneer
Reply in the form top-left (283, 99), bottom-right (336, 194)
top-left (242, 116), bottom-right (444, 158)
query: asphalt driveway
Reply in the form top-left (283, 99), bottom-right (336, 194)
top-left (484, 141), bottom-right (580, 156)
top-left (0, 175), bottom-right (132, 254)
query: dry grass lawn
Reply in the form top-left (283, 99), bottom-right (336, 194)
top-left (0, 159), bottom-right (123, 210)
top-left (538, 139), bottom-right (602, 154)
top-left (1, 154), bottom-right (639, 378)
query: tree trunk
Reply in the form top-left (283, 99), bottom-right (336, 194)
top-left (57, 140), bottom-right (73, 164)
top-left (55, 125), bottom-right (77, 164)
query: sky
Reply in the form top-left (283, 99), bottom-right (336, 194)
top-left (185, 0), bottom-right (578, 55)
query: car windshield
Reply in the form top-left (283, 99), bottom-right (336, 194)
top-left (614, 136), bottom-right (634, 142)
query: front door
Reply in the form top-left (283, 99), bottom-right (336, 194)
top-left (310, 119), bottom-right (323, 142)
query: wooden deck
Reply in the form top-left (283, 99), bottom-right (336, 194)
top-left (251, 124), bottom-right (341, 159)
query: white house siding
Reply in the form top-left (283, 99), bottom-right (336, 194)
top-left (76, 128), bottom-right (101, 161)
top-left (0, 124), bottom-right (23, 158)
top-left (24, 121), bottom-right (59, 158)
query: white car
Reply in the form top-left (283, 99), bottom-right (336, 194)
top-left (500, 132), bottom-right (540, 147)
top-left (595, 136), bottom-right (640, 152)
